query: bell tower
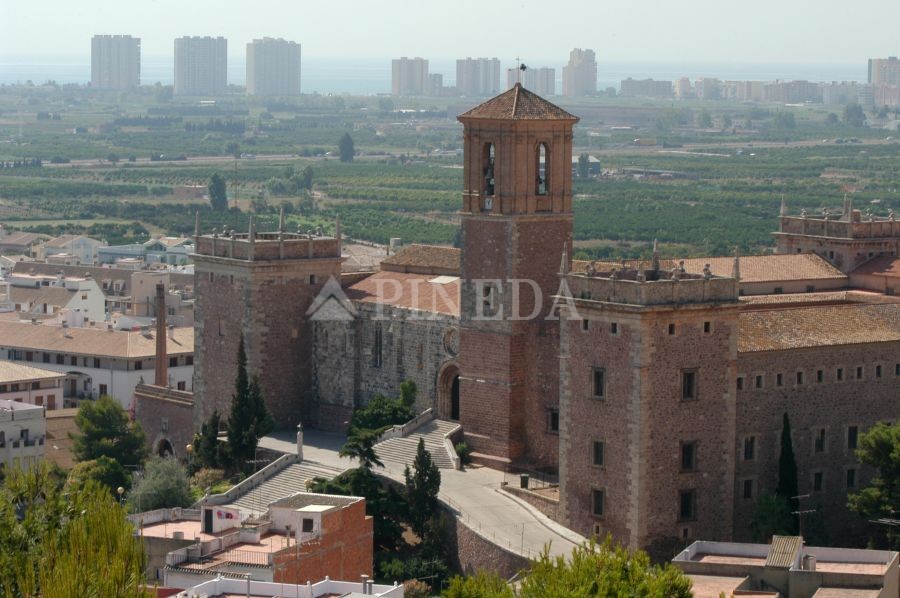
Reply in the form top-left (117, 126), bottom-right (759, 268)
top-left (456, 83), bottom-right (579, 468)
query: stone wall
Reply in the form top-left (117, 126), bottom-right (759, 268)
top-left (313, 302), bottom-right (458, 429)
top-left (501, 485), bottom-right (560, 521)
top-left (133, 384), bottom-right (194, 459)
top-left (560, 303), bottom-right (740, 560)
top-left (444, 506), bottom-right (530, 580)
top-left (733, 342), bottom-right (900, 545)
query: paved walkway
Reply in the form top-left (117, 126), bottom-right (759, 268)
top-left (259, 429), bottom-right (584, 559)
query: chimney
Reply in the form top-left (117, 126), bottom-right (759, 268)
top-left (154, 283), bottom-right (167, 387)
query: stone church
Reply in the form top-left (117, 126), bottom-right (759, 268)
top-left (145, 84), bottom-right (900, 556)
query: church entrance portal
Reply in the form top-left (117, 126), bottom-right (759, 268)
top-left (438, 363), bottom-right (460, 421)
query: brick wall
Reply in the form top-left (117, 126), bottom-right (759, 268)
top-left (273, 499), bottom-right (373, 584)
top-left (133, 384), bottom-right (194, 459)
top-left (733, 342), bottom-right (900, 545)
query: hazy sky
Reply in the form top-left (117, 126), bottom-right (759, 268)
top-left (1, 0), bottom-right (898, 64)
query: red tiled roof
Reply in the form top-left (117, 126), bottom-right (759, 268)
top-left (381, 244), bottom-right (460, 275)
top-left (458, 83), bottom-right (579, 121)
top-left (851, 255), bottom-right (900, 277)
top-left (739, 303), bottom-right (900, 352)
top-left (347, 271), bottom-right (459, 316)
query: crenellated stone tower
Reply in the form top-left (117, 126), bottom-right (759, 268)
top-left (192, 217), bottom-right (342, 430)
top-left (456, 83), bottom-right (579, 469)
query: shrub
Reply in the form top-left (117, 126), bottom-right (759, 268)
top-left (454, 442), bottom-right (472, 466)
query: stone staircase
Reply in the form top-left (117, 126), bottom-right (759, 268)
top-left (225, 461), bottom-right (344, 515)
top-left (375, 419), bottom-right (460, 469)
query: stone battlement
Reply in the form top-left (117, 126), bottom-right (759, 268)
top-left (567, 264), bottom-right (739, 307)
top-left (194, 232), bottom-right (340, 262)
top-left (778, 209), bottom-right (900, 240)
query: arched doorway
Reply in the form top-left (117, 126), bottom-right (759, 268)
top-left (156, 438), bottom-right (174, 457)
top-left (437, 362), bottom-right (460, 421)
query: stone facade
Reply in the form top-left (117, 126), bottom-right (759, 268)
top-left (192, 230), bottom-right (342, 429)
top-left (313, 301), bottom-right (458, 431)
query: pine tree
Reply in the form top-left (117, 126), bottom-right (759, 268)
top-left (71, 395), bottom-right (147, 468)
top-left (338, 133), bottom-right (355, 162)
top-left (776, 412), bottom-right (799, 533)
top-left (194, 410), bottom-right (222, 470)
top-left (208, 173), bottom-right (228, 211)
top-left (404, 437), bottom-right (441, 539)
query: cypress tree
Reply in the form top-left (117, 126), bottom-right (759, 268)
top-left (776, 412), bottom-right (799, 533)
top-left (226, 337), bottom-right (274, 474)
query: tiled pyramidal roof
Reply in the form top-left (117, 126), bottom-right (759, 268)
top-left (458, 83), bottom-right (579, 121)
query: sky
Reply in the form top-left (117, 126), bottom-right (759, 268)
top-left (1, 0), bottom-right (898, 65)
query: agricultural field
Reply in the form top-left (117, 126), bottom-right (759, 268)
top-left (0, 84), bottom-right (897, 257)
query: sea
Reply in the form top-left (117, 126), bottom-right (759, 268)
top-left (0, 55), bottom-right (867, 95)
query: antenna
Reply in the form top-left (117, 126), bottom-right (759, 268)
top-left (791, 494), bottom-right (815, 541)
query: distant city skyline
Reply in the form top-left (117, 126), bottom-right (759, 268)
top-left (1, 0), bottom-right (898, 65)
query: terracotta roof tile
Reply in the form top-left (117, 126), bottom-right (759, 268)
top-left (458, 83), bottom-right (579, 121)
top-left (0, 361), bottom-right (64, 384)
top-left (347, 271), bottom-right (459, 317)
top-left (0, 320), bottom-right (193, 358)
top-left (851, 255), bottom-right (900, 277)
top-left (381, 244), bottom-right (460, 275)
top-left (573, 254), bottom-right (846, 284)
top-left (739, 303), bottom-right (900, 352)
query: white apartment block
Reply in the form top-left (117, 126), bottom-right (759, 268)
top-left (247, 38), bottom-right (301, 96)
top-left (0, 399), bottom-right (46, 473)
top-left (91, 35), bottom-right (140, 90)
top-left (456, 57), bottom-right (501, 96)
top-left (392, 57), bottom-right (429, 96)
top-left (174, 36), bottom-right (227, 96)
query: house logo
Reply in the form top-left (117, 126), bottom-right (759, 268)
top-left (306, 276), bottom-right (358, 321)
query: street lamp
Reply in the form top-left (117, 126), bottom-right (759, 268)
top-left (186, 442), bottom-right (194, 474)
top-left (116, 486), bottom-right (125, 506)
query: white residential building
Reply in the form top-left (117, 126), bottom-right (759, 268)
top-left (6, 272), bottom-right (105, 322)
top-left (0, 320), bottom-right (194, 409)
top-left (174, 36), bottom-right (227, 96)
top-left (247, 38), bottom-right (301, 96)
top-left (91, 34), bottom-right (140, 90)
top-left (39, 234), bottom-right (107, 265)
top-left (0, 399), bottom-right (46, 472)
top-left (0, 362), bottom-right (65, 409)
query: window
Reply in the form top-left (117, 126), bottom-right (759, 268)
top-left (896, 364), bottom-right (900, 376)
top-left (99, 384), bottom-right (107, 396)
top-left (581, 319), bottom-right (589, 332)
top-left (806, 285), bottom-right (815, 293)
top-left (169, 357), bottom-right (178, 367)
top-left (186, 356), bottom-right (194, 366)
top-left (81, 293), bottom-right (87, 300)
top-left (592, 441), bottom-right (604, 467)
top-left (682, 370), bottom-right (697, 400)
top-left (93, 358), bottom-right (100, 368)
top-left (25, 352), bottom-right (33, 362)
top-left (814, 428), bottom-right (826, 453)
top-left (134, 360), bottom-right (143, 371)
top-left (774, 287), bottom-right (784, 294)
top-left (309, 274), bottom-right (317, 285)
top-left (743, 436), bottom-right (756, 461)
top-left (302, 518), bottom-right (314, 533)
top-left (837, 368), bottom-right (844, 381)
top-left (42, 353), bottom-right (50, 364)
top-left (703, 321), bottom-right (711, 334)
top-left (610, 322), bottom-right (618, 335)
top-left (736, 376), bottom-right (744, 391)
top-left (373, 327), bottom-right (383, 368)
top-left (56, 354), bottom-right (64, 365)
top-left (536, 142), bottom-right (549, 195)
top-left (592, 368), bottom-right (605, 399)
top-left (876, 365), bottom-right (882, 378)
top-left (592, 489), bottom-right (605, 517)
top-left (547, 409), bottom-right (559, 434)
top-left (776, 373), bottom-right (784, 387)
top-left (681, 442), bottom-right (697, 471)
top-left (70, 356), bottom-right (77, 366)
top-left (177, 381), bottom-right (186, 391)
top-left (742, 479), bottom-right (754, 499)
top-left (483, 142), bottom-right (496, 199)
top-left (755, 375), bottom-right (763, 389)
top-left (0, 385), bottom-right (6, 393)
top-left (813, 471), bottom-right (823, 492)
top-left (679, 489), bottom-right (696, 521)
top-left (847, 426), bottom-right (858, 451)
top-left (796, 371), bottom-right (804, 385)
top-left (668, 323), bottom-right (676, 335)
top-left (816, 370), bottom-right (824, 383)
top-left (846, 468), bottom-right (856, 489)
top-left (10, 384), bottom-right (18, 392)
top-left (31, 382), bottom-right (39, 390)
top-left (856, 366), bottom-right (863, 380)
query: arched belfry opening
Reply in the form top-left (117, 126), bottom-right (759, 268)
top-left (483, 142), bottom-right (496, 209)
top-left (536, 142), bottom-right (549, 195)
top-left (156, 438), bottom-right (174, 457)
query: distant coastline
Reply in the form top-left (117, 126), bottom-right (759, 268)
top-left (0, 55), bottom-right (866, 95)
